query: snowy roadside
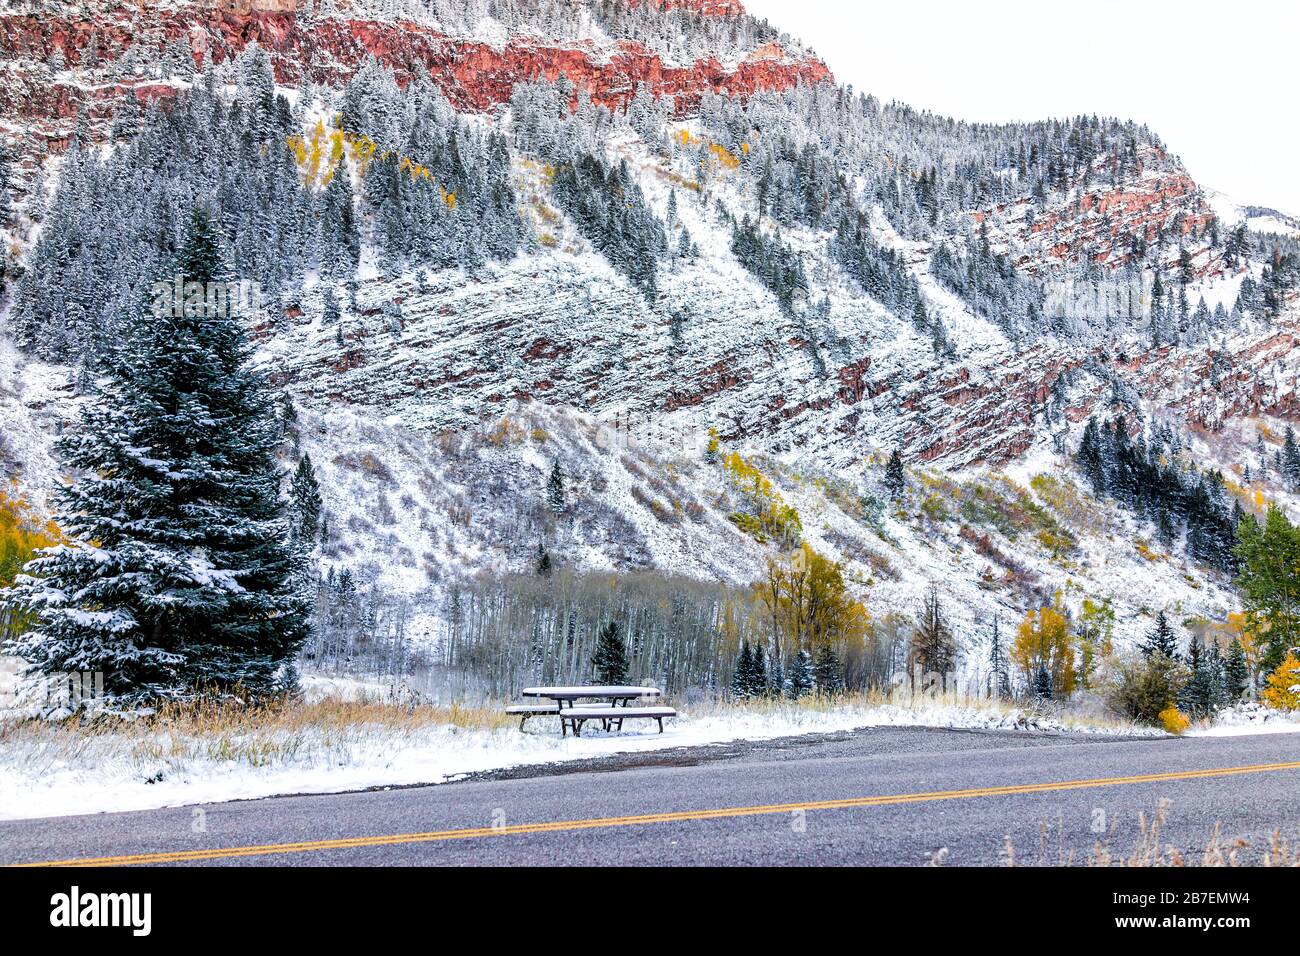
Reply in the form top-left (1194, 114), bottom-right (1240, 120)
top-left (0, 684), bottom-right (1159, 822)
top-left (1189, 703), bottom-right (1300, 737)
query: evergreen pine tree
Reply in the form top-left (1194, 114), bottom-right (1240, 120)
top-left (1224, 637), bottom-right (1249, 702)
top-left (536, 541), bottom-right (552, 575)
top-left (1178, 636), bottom-right (1208, 717)
top-left (2, 208), bottom-right (309, 704)
top-left (591, 620), bottom-right (629, 685)
top-left (546, 460), bottom-right (566, 515)
top-left (1032, 663), bottom-right (1053, 701)
top-left (0, 142), bottom-right (10, 293)
top-left (1284, 427), bottom-right (1300, 491)
top-left (788, 648), bottom-right (813, 699)
top-left (812, 644), bottom-right (843, 696)
top-left (750, 641), bottom-right (768, 697)
top-left (287, 454), bottom-right (323, 544)
top-left (1141, 610), bottom-right (1179, 659)
top-left (0, 141), bottom-right (10, 230)
top-left (732, 640), bottom-right (754, 699)
top-left (884, 448), bottom-right (906, 500)
top-left (768, 647), bottom-right (785, 699)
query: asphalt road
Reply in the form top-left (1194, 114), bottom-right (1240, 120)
top-left (4, 726), bottom-right (1300, 866)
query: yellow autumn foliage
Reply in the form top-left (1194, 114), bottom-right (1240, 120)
top-left (1012, 600), bottom-right (1077, 698)
top-left (0, 484), bottom-right (60, 585)
top-left (723, 452), bottom-right (801, 548)
top-left (1, 484), bottom-right (62, 640)
top-left (286, 121), bottom-right (457, 207)
top-left (1159, 704), bottom-right (1191, 734)
top-left (753, 543), bottom-right (869, 657)
top-left (1261, 654), bottom-right (1300, 711)
top-left (708, 142), bottom-right (741, 170)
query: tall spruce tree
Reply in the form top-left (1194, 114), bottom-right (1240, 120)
top-left (546, 460), bottom-right (566, 516)
top-left (812, 644), bottom-right (843, 695)
top-left (591, 620), bottom-right (629, 685)
top-left (884, 448), bottom-right (906, 500)
top-left (731, 640), bottom-right (753, 699)
top-left (287, 454), bottom-right (323, 544)
top-left (0, 141), bottom-right (10, 230)
top-left (750, 641), bottom-right (768, 697)
top-left (0, 142), bottom-right (10, 292)
top-left (1178, 636), bottom-right (1218, 719)
top-left (788, 648), bottom-right (813, 699)
top-left (1224, 637), bottom-right (1250, 702)
top-left (1141, 610), bottom-right (1179, 659)
top-left (1, 208), bottom-right (309, 704)
top-left (1285, 427), bottom-right (1300, 492)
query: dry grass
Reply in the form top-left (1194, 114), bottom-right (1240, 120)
top-left (692, 687), bottom-right (1152, 735)
top-left (999, 800), bottom-right (1300, 867)
top-left (0, 692), bottom-right (513, 773)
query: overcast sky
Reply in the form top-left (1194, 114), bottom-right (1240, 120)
top-left (743, 0), bottom-right (1299, 214)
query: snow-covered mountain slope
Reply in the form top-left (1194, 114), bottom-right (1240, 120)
top-left (1207, 189), bottom-right (1300, 240)
top-left (196, 398), bottom-right (1263, 653)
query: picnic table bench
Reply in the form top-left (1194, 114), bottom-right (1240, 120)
top-left (507, 686), bottom-right (677, 736)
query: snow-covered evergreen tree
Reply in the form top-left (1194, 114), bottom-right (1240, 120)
top-left (2, 208), bottom-right (310, 705)
top-left (546, 460), bottom-right (566, 515)
top-left (812, 644), bottom-right (843, 695)
top-left (788, 648), bottom-right (813, 699)
top-left (731, 640), bottom-right (753, 699)
top-left (591, 620), bottom-right (628, 684)
top-left (1140, 610), bottom-right (1179, 659)
top-left (884, 448), bottom-right (906, 500)
top-left (1224, 637), bottom-right (1250, 702)
top-left (288, 454), bottom-right (323, 544)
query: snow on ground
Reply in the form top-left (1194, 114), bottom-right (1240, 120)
top-left (0, 688), bottom-right (1157, 821)
top-left (1190, 703), bottom-right (1300, 737)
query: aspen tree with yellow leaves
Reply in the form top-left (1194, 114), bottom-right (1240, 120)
top-left (1261, 654), bottom-right (1300, 710)
top-left (0, 485), bottom-right (62, 643)
top-left (1012, 599), bottom-right (1077, 699)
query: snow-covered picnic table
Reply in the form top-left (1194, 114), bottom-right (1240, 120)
top-left (508, 686), bottom-right (675, 736)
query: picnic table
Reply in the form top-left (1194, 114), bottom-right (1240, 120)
top-left (507, 686), bottom-right (676, 736)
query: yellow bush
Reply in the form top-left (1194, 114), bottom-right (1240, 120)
top-left (1135, 541), bottom-right (1160, 562)
top-left (723, 452), bottom-right (801, 548)
top-left (920, 494), bottom-right (949, 522)
top-left (1159, 705), bottom-right (1191, 735)
top-left (727, 512), bottom-right (768, 543)
top-left (486, 418), bottom-right (526, 446)
top-left (708, 142), bottom-right (741, 170)
top-left (1262, 655), bottom-right (1300, 711)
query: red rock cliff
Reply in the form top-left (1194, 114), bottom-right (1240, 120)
top-left (0, 3), bottom-right (828, 155)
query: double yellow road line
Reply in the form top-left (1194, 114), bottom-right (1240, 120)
top-left (18, 759), bottom-right (1300, 867)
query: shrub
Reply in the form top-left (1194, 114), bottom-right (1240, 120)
top-left (1, 485), bottom-right (63, 642)
top-left (728, 512), bottom-right (769, 543)
top-left (1159, 705), bottom-right (1191, 735)
top-left (920, 494), bottom-right (949, 523)
top-left (722, 452), bottom-right (801, 548)
top-left (1108, 653), bottom-right (1190, 724)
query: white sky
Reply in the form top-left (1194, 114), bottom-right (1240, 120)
top-left (743, 0), bottom-right (1300, 214)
